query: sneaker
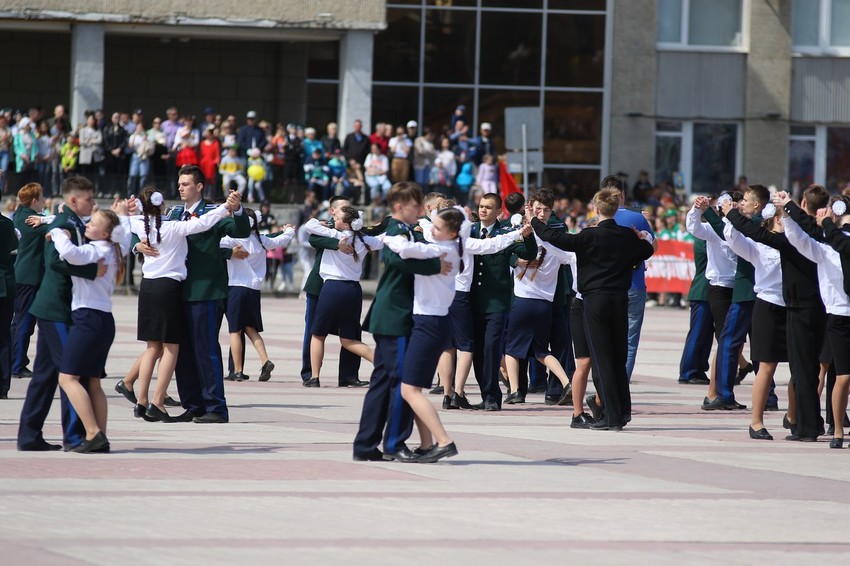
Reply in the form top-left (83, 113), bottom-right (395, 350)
top-left (570, 412), bottom-right (596, 429)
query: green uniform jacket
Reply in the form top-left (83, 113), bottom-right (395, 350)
top-left (167, 200), bottom-right (251, 301)
top-left (29, 209), bottom-right (98, 323)
top-left (363, 218), bottom-right (441, 337)
top-left (471, 221), bottom-right (538, 314)
top-left (687, 237), bottom-right (709, 302)
top-left (13, 205), bottom-right (49, 287)
top-left (704, 207), bottom-right (759, 303)
top-left (0, 215), bottom-right (18, 298)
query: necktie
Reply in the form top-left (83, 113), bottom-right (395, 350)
top-left (480, 227), bottom-right (488, 239)
top-left (181, 210), bottom-right (191, 221)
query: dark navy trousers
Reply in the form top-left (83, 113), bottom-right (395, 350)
top-left (301, 293), bottom-right (361, 384)
top-left (11, 283), bottom-right (38, 375)
top-left (17, 319), bottom-right (87, 449)
top-left (715, 301), bottom-right (754, 403)
top-left (679, 300), bottom-right (714, 382)
top-left (472, 311), bottom-right (506, 405)
top-left (353, 334), bottom-right (413, 454)
top-left (175, 300), bottom-right (228, 418)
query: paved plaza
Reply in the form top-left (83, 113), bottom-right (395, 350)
top-left (2, 294), bottom-right (849, 565)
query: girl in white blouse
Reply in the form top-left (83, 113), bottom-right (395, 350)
top-left (219, 209), bottom-right (295, 382)
top-left (304, 205), bottom-right (383, 386)
top-left (51, 205), bottom-right (132, 453)
top-left (128, 187), bottom-right (240, 422)
top-left (720, 198), bottom-right (786, 441)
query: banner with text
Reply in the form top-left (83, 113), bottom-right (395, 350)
top-left (645, 240), bottom-right (694, 295)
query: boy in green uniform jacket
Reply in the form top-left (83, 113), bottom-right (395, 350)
top-left (18, 176), bottom-right (102, 451)
top-left (353, 182), bottom-right (449, 462)
top-left (145, 165), bottom-right (250, 424)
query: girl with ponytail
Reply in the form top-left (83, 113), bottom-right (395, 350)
top-left (48, 200), bottom-right (133, 452)
top-left (303, 204), bottom-right (383, 386)
top-left (219, 208), bottom-right (296, 382)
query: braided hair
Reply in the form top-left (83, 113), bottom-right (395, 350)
top-left (140, 185), bottom-right (163, 244)
top-left (340, 205), bottom-right (370, 262)
top-left (436, 207), bottom-right (465, 273)
top-left (245, 207), bottom-right (267, 251)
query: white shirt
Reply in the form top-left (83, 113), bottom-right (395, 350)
top-left (686, 206), bottom-right (737, 288)
top-left (388, 136), bottom-right (412, 159)
top-left (723, 219), bottom-right (784, 307)
top-left (512, 236), bottom-right (575, 302)
top-left (129, 203), bottom-right (230, 281)
top-left (304, 219), bottom-right (383, 282)
top-left (381, 236), bottom-right (460, 316)
top-left (50, 218), bottom-right (132, 312)
top-left (784, 215), bottom-right (850, 316)
top-left (220, 229), bottom-right (295, 290)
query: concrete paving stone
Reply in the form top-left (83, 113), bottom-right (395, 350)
top-left (1, 295), bottom-right (849, 564)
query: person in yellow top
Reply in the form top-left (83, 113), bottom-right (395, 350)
top-left (60, 135), bottom-right (79, 178)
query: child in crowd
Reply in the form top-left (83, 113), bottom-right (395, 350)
top-left (476, 154), bottom-right (498, 195)
top-left (219, 146), bottom-right (247, 195)
top-left (51, 205), bottom-right (132, 453)
top-left (220, 209), bottom-right (295, 382)
top-left (246, 147), bottom-right (267, 203)
top-left (128, 187), bottom-right (240, 422)
top-left (304, 206), bottom-right (382, 385)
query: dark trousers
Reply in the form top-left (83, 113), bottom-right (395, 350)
top-left (715, 301), bottom-right (754, 403)
top-left (353, 334), bottom-right (414, 454)
top-left (472, 311), bottom-right (506, 405)
top-left (300, 293), bottom-right (361, 384)
top-left (17, 319), bottom-right (87, 449)
top-left (679, 300), bottom-right (714, 382)
top-left (787, 306), bottom-right (826, 437)
top-left (11, 283), bottom-right (38, 374)
top-left (175, 300), bottom-right (228, 418)
top-left (583, 292), bottom-right (630, 426)
top-left (528, 301), bottom-right (574, 396)
top-left (0, 295), bottom-right (13, 395)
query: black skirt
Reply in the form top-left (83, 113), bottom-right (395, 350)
top-left (137, 277), bottom-right (184, 343)
top-left (750, 298), bottom-right (787, 363)
top-left (826, 314), bottom-right (850, 375)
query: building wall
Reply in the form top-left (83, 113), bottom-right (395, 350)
top-left (0, 1), bottom-right (386, 29)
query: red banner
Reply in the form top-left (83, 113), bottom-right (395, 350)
top-left (645, 240), bottom-right (694, 294)
top-left (499, 161), bottom-right (522, 215)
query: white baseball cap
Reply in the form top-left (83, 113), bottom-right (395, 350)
top-left (406, 120), bottom-right (418, 129)
top-left (481, 122), bottom-right (492, 131)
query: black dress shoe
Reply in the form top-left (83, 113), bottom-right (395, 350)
top-left (678, 375), bottom-right (710, 385)
top-left (544, 394), bottom-right (560, 405)
top-left (827, 424), bottom-right (835, 436)
top-left (586, 394), bottom-right (604, 421)
top-left (590, 420), bottom-right (622, 431)
top-left (71, 432), bottom-right (110, 453)
top-left (418, 442), bottom-right (458, 463)
top-left (171, 409), bottom-right (199, 423)
top-left (258, 360), bottom-right (275, 382)
top-left (114, 380), bottom-right (137, 404)
top-left (145, 404), bottom-right (172, 423)
top-left (784, 433), bottom-right (817, 442)
top-left (429, 384), bottom-right (444, 395)
top-left (557, 386), bottom-right (573, 406)
top-left (783, 413), bottom-right (797, 436)
top-left (353, 449), bottom-right (384, 461)
top-left (0, 392), bottom-right (7, 399)
top-left (12, 367), bottom-right (33, 379)
top-left (527, 383), bottom-right (548, 394)
top-left (163, 396), bottom-right (181, 407)
top-left (701, 396), bottom-right (732, 411)
top-left (225, 372), bottom-right (239, 381)
top-left (505, 391), bottom-right (525, 405)
top-left (450, 393), bottom-right (473, 410)
top-left (484, 401), bottom-right (501, 411)
top-left (193, 412), bottom-right (228, 423)
top-left (303, 377), bottom-right (320, 388)
top-left (413, 444), bottom-right (436, 456)
top-left (234, 372), bottom-right (249, 381)
top-left (18, 440), bottom-right (62, 451)
top-left (764, 402), bottom-right (780, 412)
top-left (383, 446), bottom-right (420, 463)
top-left (735, 362), bottom-right (754, 385)
top-left (749, 426), bottom-right (773, 440)
top-left (571, 412), bottom-right (595, 429)
top-left (442, 395), bottom-right (454, 409)
top-left (134, 404), bottom-right (157, 422)
top-left (830, 437), bottom-right (844, 449)
top-left (339, 378), bottom-right (369, 387)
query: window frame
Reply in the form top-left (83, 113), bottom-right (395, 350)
top-left (656, 0), bottom-right (749, 54)
top-left (792, 0), bottom-right (850, 56)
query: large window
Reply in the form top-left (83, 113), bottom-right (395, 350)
top-left (788, 126), bottom-right (816, 195)
top-left (655, 121), bottom-right (740, 194)
top-left (792, 0), bottom-right (850, 51)
top-left (786, 124), bottom-right (850, 193)
top-left (658, 0), bottom-right (744, 49)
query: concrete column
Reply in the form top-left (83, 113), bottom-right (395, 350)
top-left (337, 30), bottom-right (374, 137)
top-left (70, 23), bottom-right (105, 130)
top-left (608, 0), bottom-right (656, 180)
top-left (743, 0), bottom-right (792, 185)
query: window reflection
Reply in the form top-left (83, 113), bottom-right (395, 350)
top-left (543, 168), bottom-right (601, 200)
top-left (692, 123), bottom-right (736, 194)
top-left (374, 9), bottom-right (422, 82)
top-left (478, 89), bottom-right (540, 155)
top-left (788, 139), bottom-right (815, 192)
top-left (371, 85), bottom-right (420, 132)
top-left (480, 11), bottom-right (542, 85)
top-left (422, 87), bottom-right (474, 139)
top-left (543, 92), bottom-right (602, 164)
top-left (424, 9), bottom-right (476, 83)
top-left (827, 127), bottom-right (850, 192)
top-left (546, 14), bottom-right (604, 87)
top-left (655, 132), bottom-right (682, 187)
